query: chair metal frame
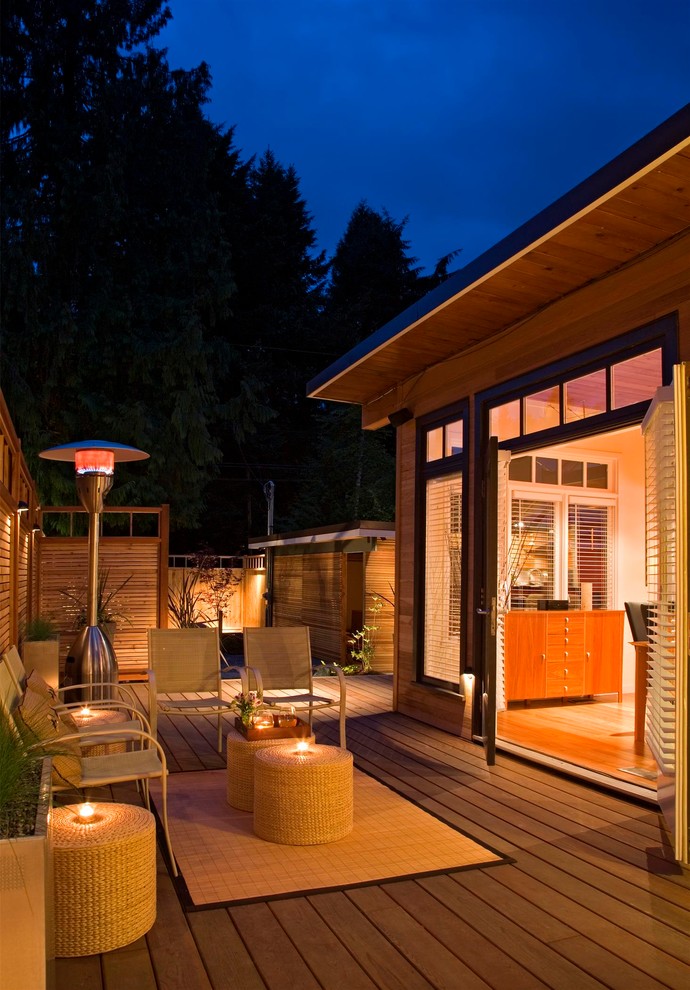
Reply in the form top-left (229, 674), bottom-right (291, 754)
top-left (243, 625), bottom-right (347, 748)
top-left (0, 659), bottom-right (177, 876)
top-left (147, 627), bottom-right (241, 753)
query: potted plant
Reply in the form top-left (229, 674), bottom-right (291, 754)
top-left (22, 616), bottom-right (60, 690)
top-left (0, 712), bottom-right (53, 989)
top-left (60, 568), bottom-right (132, 643)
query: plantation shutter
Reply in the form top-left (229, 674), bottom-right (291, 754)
top-left (424, 472), bottom-right (462, 683)
top-left (643, 366), bottom-right (688, 865)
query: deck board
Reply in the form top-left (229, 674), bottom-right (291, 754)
top-left (54, 674), bottom-right (690, 990)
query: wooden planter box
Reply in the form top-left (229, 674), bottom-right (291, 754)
top-left (234, 716), bottom-right (311, 741)
top-left (23, 640), bottom-right (60, 691)
top-left (0, 759), bottom-right (54, 990)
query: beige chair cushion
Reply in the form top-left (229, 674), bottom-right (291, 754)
top-left (15, 681), bottom-right (81, 787)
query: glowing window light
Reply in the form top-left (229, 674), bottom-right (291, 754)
top-left (75, 449), bottom-right (115, 475)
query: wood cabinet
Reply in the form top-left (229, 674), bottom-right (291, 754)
top-left (504, 611), bottom-right (623, 702)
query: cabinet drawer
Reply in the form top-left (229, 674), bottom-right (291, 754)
top-left (547, 614), bottom-right (584, 633)
top-left (546, 661), bottom-right (584, 697)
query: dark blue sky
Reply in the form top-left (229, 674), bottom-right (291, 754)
top-left (160, 1), bottom-right (690, 274)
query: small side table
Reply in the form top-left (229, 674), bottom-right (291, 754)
top-left (226, 723), bottom-right (315, 811)
top-left (51, 803), bottom-right (156, 957)
top-left (71, 708), bottom-right (128, 756)
top-left (254, 743), bottom-right (353, 845)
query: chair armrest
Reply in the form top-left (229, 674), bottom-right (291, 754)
top-left (312, 663), bottom-right (347, 694)
top-left (57, 681), bottom-right (138, 708)
top-left (31, 726), bottom-right (161, 755)
top-left (58, 700), bottom-right (151, 733)
top-left (224, 666), bottom-right (248, 692)
top-left (242, 665), bottom-right (264, 696)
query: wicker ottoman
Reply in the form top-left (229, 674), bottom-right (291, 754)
top-left (51, 803), bottom-right (156, 956)
top-left (253, 744), bottom-right (353, 845)
top-left (71, 707), bottom-right (128, 756)
top-left (226, 724), bottom-right (315, 811)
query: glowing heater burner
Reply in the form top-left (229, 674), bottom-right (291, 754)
top-left (75, 449), bottom-right (115, 476)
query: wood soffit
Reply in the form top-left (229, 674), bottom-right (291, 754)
top-left (308, 106), bottom-right (690, 409)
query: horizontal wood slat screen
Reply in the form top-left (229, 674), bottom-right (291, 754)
top-left (273, 553), bottom-right (343, 663)
top-left (0, 506), bottom-right (10, 651)
top-left (38, 538), bottom-right (162, 678)
top-left (364, 541), bottom-right (396, 672)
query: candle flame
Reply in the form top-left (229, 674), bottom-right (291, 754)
top-left (295, 740), bottom-right (310, 754)
top-left (77, 802), bottom-right (95, 822)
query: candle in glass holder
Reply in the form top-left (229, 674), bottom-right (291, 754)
top-left (75, 802), bottom-right (95, 824)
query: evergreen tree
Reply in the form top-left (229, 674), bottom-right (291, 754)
top-left (1, 0), bottom-right (241, 528)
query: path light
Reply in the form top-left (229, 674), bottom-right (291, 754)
top-left (39, 440), bottom-right (149, 699)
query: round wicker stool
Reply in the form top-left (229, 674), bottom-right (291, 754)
top-left (226, 724), bottom-right (315, 811)
top-left (253, 744), bottom-right (353, 845)
top-left (51, 803), bottom-right (156, 956)
top-left (72, 707), bottom-right (128, 756)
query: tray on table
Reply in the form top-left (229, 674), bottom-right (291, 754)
top-left (234, 716), bottom-right (311, 741)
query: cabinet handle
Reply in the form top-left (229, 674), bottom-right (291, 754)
top-left (564, 668), bottom-right (568, 675)
top-left (564, 651), bottom-right (568, 658)
top-left (541, 654), bottom-right (545, 661)
top-left (564, 685), bottom-right (568, 692)
top-left (586, 651), bottom-right (591, 659)
top-left (564, 637), bottom-right (569, 644)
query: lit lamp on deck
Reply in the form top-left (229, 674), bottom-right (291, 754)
top-left (39, 440), bottom-right (149, 700)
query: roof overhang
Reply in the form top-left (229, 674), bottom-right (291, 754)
top-left (307, 104), bottom-right (690, 413)
top-left (248, 520), bottom-right (395, 549)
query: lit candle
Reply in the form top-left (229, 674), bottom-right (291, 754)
top-left (295, 740), bottom-right (310, 755)
top-left (79, 706), bottom-right (92, 719)
top-left (76, 802), bottom-right (95, 823)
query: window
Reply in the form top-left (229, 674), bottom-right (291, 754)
top-left (424, 474), bottom-right (463, 681)
top-left (420, 409), bottom-right (466, 686)
top-left (487, 341), bottom-right (664, 442)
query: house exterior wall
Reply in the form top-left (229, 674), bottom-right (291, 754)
top-left (393, 232), bottom-right (690, 736)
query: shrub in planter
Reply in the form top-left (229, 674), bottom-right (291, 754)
top-left (0, 713), bottom-right (53, 990)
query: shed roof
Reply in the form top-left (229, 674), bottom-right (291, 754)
top-left (248, 520), bottom-right (395, 549)
top-left (307, 103), bottom-right (690, 408)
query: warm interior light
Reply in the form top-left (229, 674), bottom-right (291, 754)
top-left (75, 449), bottom-right (115, 475)
top-left (76, 802), bottom-right (95, 822)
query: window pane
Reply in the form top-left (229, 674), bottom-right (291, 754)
top-left (611, 348), bottom-right (662, 408)
top-left (426, 427), bottom-right (443, 462)
top-left (509, 456), bottom-right (532, 482)
top-left (524, 386), bottom-right (560, 434)
top-left (562, 459), bottom-right (584, 486)
top-left (445, 419), bottom-right (464, 456)
top-left (587, 462), bottom-right (608, 489)
top-left (424, 473), bottom-right (462, 683)
top-left (564, 369), bottom-right (607, 422)
top-left (509, 498), bottom-right (556, 610)
top-left (535, 457), bottom-right (558, 484)
top-left (490, 400), bottom-right (520, 441)
top-left (568, 503), bottom-right (612, 609)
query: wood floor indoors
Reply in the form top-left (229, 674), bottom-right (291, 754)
top-left (497, 693), bottom-right (657, 790)
top-left (54, 675), bottom-right (690, 990)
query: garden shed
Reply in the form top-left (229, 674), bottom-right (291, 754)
top-left (248, 521), bottom-right (395, 672)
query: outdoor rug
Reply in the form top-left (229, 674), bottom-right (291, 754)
top-left (150, 768), bottom-right (507, 908)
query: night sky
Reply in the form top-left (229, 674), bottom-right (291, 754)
top-left (160, 0), bottom-right (690, 273)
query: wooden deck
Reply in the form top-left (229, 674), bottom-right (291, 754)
top-left (55, 675), bottom-right (690, 990)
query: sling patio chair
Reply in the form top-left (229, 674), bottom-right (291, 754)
top-left (0, 659), bottom-right (177, 875)
top-left (2, 646), bottom-right (150, 740)
top-left (243, 625), bottom-right (347, 748)
top-left (147, 626), bottom-right (243, 753)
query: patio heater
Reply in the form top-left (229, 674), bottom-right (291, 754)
top-left (39, 440), bottom-right (149, 700)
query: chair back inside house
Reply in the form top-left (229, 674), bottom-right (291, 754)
top-left (243, 626), bottom-right (313, 691)
top-left (147, 627), bottom-right (221, 693)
